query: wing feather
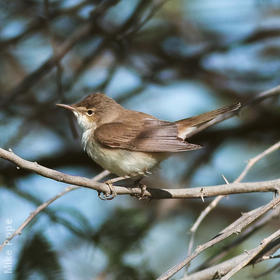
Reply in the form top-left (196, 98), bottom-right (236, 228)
top-left (94, 119), bottom-right (201, 152)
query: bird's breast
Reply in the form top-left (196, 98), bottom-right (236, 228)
top-left (82, 129), bottom-right (166, 177)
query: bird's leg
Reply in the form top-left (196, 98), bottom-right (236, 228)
top-left (104, 179), bottom-right (117, 200)
top-left (98, 175), bottom-right (148, 200)
top-left (132, 178), bottom-right (147, 200)
top-left (107, 176), bottom-right (130, 184)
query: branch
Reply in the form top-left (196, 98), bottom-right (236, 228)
top-left (2, 147), bottom-right (279, 276)
top-left (220, 229), bottom-right (280, 280)
top-left (156, 195), bottom-right (280, 280)
top-left (245, 84), bottom-right (280, 106)
top-left (195, 205), bottom-right (280, 273)
top-left (0, 23), bottom-right (93, 107)
top-left (1, 148), bottom-right (280, 199)
top-left (0, 186), bottom-right (78, 252)
top-left (187, 141), bottom-right (280, 256)
top-left (182, 253), bottom-right (250, 280)
top-left (181, 233), bottom-right (280, 280)
top-left (236, 140), bottom-right (280, 182)
top-left (0, 0), bottom-right (119, 108)
top-left (0, 0), bottom-right (89, 50)
top-left (0, 170), bottom-right (110, 252)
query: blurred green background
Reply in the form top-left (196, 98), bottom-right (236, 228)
top-left (1, 0), bottom-right (280, 279)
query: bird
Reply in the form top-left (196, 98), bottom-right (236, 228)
top-left (57, 93), bottom-right (240, 198)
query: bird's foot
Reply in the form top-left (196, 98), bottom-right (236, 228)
top-left (137, 183), bottom-right (147, 200)
top-left (98, 176), bottom-right (129, 200)
top-left (98, 180), bottom-right (117, 200)
top-left (132, 180), bottom-right (148, 200)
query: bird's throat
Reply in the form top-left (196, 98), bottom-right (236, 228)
top-left (82, 128), bottom-right (94, 151)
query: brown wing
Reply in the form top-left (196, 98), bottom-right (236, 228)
top-left (94, 119), bottom-right (202, 152)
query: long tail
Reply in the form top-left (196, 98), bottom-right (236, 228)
top-left (176, 102), bottom-right (241, 139)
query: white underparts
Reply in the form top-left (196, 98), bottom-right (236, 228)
top-left (76, 113), bottom-right (165, 177)
top-left (85, 133), bottom-right (161, 177)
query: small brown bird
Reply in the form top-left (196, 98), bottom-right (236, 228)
top-left (57, 93), bottom-right (240, 192)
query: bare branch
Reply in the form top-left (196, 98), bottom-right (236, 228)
top-left (245, 84), bottom-right (280, 106)
top-left (220, 229), bottom-right (280, 280)
top-left (0, 23), bottom-right (93, 107)
top-left (182, 253), bottom-right (250, 280)
top-left (187, 141), bottom-right (280, 256)
top-left (0, 0), bottom-right (120, 107)
top-left (0, 170), bottom-right (110, 252)
top-left (182, 234), bottom-right (280, 280)
top-left (236, 140), bottom-right (280, 182)
top-left (156, 196), bottom-right (280, 280)
top-left (187, 194), bottom-right (224, 257)
top-left (195, 205), bottom-right (280, 272)
top-left (1, 148), bottom-right (280, 199)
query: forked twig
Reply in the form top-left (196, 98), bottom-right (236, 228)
top-left (220, 229), bottom-right (280, 280)
top-left (157, 194), bottom-right (280, 279)
top-left (186, 141), bottom-right (280, 257)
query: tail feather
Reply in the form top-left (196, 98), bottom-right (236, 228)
top-left (176, 102), bottom-right (241, 139)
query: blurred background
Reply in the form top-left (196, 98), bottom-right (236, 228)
top-left (1, 0), bottom-right (280, 279)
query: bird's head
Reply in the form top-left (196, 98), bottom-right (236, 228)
top-left (56, 93), bottom-right (121, 131)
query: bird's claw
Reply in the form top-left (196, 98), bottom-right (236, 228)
top-left (135, 183), bottom-right (147, 200)
top-left (98, 180), bottom-right (117, 200)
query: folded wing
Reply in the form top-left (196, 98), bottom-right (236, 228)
top-left (94, 119), bottom-right (201, 152)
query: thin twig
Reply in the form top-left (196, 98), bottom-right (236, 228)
top-left (187, 195), bottom-right (225, 257)
top-left (194, 205), bottom-right (280, 273)
top-left (0, 0), bottom-right (120, 108)
top-left (236, 140), bottom-right (280, 182)
top-left (156, 196), bottom-right (280, 280)
top-left (186, 141), bottom-right (280, 257)
top-left (0, 23), bottom-right (93, 107)
top-left (0, 170), bottom-right (109, 252)
top-left (220, 229), bottom-right (280, 280)
top-left (120, 0), bottom-right (170, 38)
top-left (187, 175), bottom-right (229, 257)
top-left (182, 235), bottom-right (280, 280)
top-left (244, 84), bottom-right (280, 106)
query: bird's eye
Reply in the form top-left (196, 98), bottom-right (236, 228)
top-left (87, 109), bottom-right (94, 116)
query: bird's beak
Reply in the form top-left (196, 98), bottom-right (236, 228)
top-left (56, 104), bottom-right (77, 112)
